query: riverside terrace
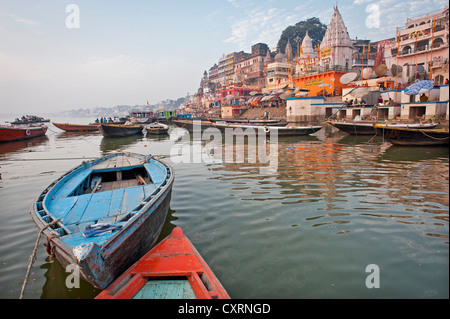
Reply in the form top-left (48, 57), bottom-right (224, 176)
top-left (285, 84), bottom-right (449, 123)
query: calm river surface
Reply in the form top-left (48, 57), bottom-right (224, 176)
top-left (0, 117), bottom-right (448, 299)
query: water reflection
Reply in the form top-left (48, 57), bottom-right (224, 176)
top-left (0, 136), bottom-right (49, 156)
top-left (40, 258), bottom-right (101, 299)
top-left (378, 144), bottom-right (450, 163)
top-left (205, 134), bottom-right (448, 240)
top-left (53, 131), bottom-right (101, 140)
top-left (99, 135), bottom-right (145, 154)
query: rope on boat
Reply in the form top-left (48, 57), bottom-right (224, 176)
top-left (419, 130), bottom-right (449, 140)
top-left (19, 218), bottom-right (61, 299)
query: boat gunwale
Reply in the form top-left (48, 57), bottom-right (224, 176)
top-left (373, 125), bottom-right (449, 134)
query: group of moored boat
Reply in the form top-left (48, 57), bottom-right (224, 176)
top-left (171, 118), bottom-right (323, 136)
top-left (2, 114), bottom-right (448, 146)
top-left (53, 122), bottom-right (170, 137)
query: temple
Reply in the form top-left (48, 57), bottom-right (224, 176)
top-left (319, 5), bottom-right (353, 70)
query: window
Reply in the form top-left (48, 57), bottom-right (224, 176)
top-left (402, 46), bottom-right (411, 55)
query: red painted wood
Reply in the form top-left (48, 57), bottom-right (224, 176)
top-left (96, 227), bottom-right (230, 299)
top-left (0, 125), bottom-right (47, 142)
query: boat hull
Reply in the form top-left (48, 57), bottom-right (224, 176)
top-left (327, 121), bottom-right (376, 135)
top-left (145, 123), bottom-right (169, 135)
top-left (327, 121), bottom-right (440, 135)
top-left (214, 123), bottom-right (323, 136)
top-left (374, 126), bottom-right (449, 146)
top-left (0, 125), bottom-right (47, 142)
top-left (96, 227), bottom-right (230, 299)
top-left (100, 124), bottom-right (143, 137)
top-left (53, 122), bottom-right (100, 132)
top-left (171, 119), bottom-right (216, 132)
top-left (30, 152), bottom-right (174, 289)
top-left (10, 119), bottom-right (50, 125)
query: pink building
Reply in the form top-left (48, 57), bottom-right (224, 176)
top-left (385, 6), bottom-right (449, 86)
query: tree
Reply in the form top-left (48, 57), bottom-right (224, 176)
top-left (277, 17), bottom-right (327, 56)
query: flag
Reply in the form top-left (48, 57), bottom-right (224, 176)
top-left (368, 41), bottom-right (371, 52)
top-left (432, 19), bottom-right (436, 32)
top-left (300, 46), bottom-right (303, 54)
top-left (317, 44), bottom-right (320, 56)
top-left (363, 45), bottom-right (365, 54)
top-left (147, 100), bottom-right (149, 106)
top-left (397, 32), bottom-right (401, 44)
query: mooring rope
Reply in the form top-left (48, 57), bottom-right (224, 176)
top-left (19, 218), bottom-right (61, 299)
top-left (419, 130), bottom-right (450, 140)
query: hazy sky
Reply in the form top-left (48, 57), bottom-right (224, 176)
top-left (0, 0), bottom-right (447, 113)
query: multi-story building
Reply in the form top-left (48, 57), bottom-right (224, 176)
top-left (351, 39), bottom-right (378, 70)
top-left (234, 43), bottom-right (269, 88)
top-left (385, 6), bottom-right (449, 86)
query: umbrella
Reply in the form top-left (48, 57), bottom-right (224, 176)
top-left (374, 64), bottom-right (387, 77)
top-left (362, 67), bottom-right (373, 79)
top-left (404, 80), bottom-right (434, 95)
top-left (318, 83), bottom-right (332, 88)
top-left (344, 87), bottom-right (370, 98)
top-left (340, 72), bottom-right (358, 84)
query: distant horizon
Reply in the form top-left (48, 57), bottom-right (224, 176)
top-left (0, 0), bottom-right (447, 114)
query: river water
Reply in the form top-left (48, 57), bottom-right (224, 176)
top-left (0, 117), bottom-right (448, 299)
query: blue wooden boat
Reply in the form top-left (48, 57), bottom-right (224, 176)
top-left (30, 152), bottom-right (174, 289)
top-left (100, 123), bottom-right (143, 137)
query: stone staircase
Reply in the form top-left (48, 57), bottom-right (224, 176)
top-left (240, 106), bottom-right (286, 120)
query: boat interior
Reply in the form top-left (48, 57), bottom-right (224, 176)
top-left (35, 154), bottom-right (171, 244)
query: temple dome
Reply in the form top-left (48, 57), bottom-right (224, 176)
top-left (274, 51), bottom-right (285, 62)
top-left (301, 31), bottom-right (314, 57)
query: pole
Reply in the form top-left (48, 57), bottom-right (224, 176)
top-left (394, 32), bottom-right (400, 103)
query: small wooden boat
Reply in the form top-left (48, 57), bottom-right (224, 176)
top-left (213, 122), bottom-right (323, 136)
top-left (374, 125), bottom-right (449, 146)
top-left (171, 119), bottom-right (216, 132)
top-left (100, 123), bottom-right (143, 137)
top-left (10, 115), bottom-right (50, 125)
top-left (30, 152), bottom-right (174, 289)
top-left (96, 227), bottom-right (230, 299)
top-left (0, 124), bottom-right (47, 143)
top-left (53, 122), bottom-right (100, 132)
top-left (208, 117), bottom-right (283, 125)
top-left (327, 120), bottom-right (439, 135)
top-left (145, 122), bottom-right (169, 135)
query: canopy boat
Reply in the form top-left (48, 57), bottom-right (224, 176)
top-left (212, 122), bottom-right (323, 136)
top-left (374, 125), bottom-right (449, 146)
top-left (53, 122), bottom-right (100, 132)
top-left (30, 152), bottom-right (174, 289)
top-left (100, 123), bottom-right (143, 138)
top-left (327, 120), bottom-right (439, 135)
top-left (96, 227), bottom-right (230, 299)
top-left (10, 115), bottom-right (50, 125)
top-left (0, 124), bottom-right (47, 143)
top-left (145, 122), bottom-right (169, 135)
top-left (130, 110), bottom-right (155, 124)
